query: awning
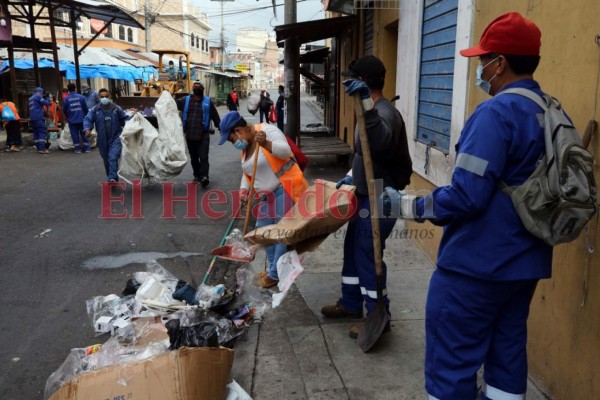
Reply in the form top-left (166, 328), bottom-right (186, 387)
top-left (0, 46), bottom-right (157, 81)
top-left (279, 47), bottom-right (331, 65)
top-left (274, 16), bottom-right (358, 48)
top-left (6, 0), bottom-right (144, 29)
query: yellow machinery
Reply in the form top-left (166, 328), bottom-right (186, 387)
top-left (116, 50), bottom-right (193, 112)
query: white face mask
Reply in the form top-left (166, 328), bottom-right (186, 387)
top-left (476, 57), bottom-right (499, 94)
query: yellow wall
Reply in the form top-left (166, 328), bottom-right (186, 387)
top-left (408, 1), bottom-right (600, 398)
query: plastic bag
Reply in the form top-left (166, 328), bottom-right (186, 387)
top-left (165, 318), bottom-right (219, 350)
top-left (85, 294), bottom-right (140, 336)
top-left (195, 283), bottom-right (225, 309)
top-left (225, 229), bottom-right (254, 260)
top-left (226, 380), bottom-right (253, 400)
top-left (43, 348), bottom-right (87, 400)
top-left (246, 95), bottom-right (260, 115)
top-left (272, 250), bottom-right (304, 308)
top-left (269, 104), bottom-right (277, 123)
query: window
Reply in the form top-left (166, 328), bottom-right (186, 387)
top-left (119, 25), bottom-right (125, 40)
top-left (191, 33), bottom-right (195, 47)
top-left (416, 0), bottom-right (458, 153)
top-left (104, 24), bottom-right (112, 39)
top-left (127, 27), bottom-right (133, 42)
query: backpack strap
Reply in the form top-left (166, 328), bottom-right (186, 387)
top-left (499, 87), bottom-right (555, 166)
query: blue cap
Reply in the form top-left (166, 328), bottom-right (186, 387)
top-left (34, 87), bottom-right (44, 93)
top-left (218, 111), bottom-right (242, 145)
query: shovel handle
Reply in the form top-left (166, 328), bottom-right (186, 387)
top-left (244, 144), bottom-right (261, 235)
top-left (353, 96), bottom-right (384, 278)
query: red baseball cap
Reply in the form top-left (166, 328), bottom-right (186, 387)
top-left (460, 12), bottom-right (541, 57)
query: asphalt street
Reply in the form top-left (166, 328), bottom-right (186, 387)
top-left (0, 90), bottom-right (325, 399)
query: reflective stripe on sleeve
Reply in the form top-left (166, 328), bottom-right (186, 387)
top-left (485, 384), bottom-right (524, 400)
top-left (342, 276), bottom-right (359, 285)
top-left (427, 395), bottom-right (441, 400)
top-left (455, 153), bottom-right (489, 177)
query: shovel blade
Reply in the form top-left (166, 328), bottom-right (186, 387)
top-left (357, 302), bottom-right (390, 353)
top-left (210, 245), bottom-right (255, 263)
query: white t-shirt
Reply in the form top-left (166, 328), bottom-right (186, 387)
top-left (240, 124), bottom-right (291, 192)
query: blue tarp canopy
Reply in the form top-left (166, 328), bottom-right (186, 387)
top-left (0, 47), bottom-right (157, 82)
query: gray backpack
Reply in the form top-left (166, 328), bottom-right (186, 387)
top-left (500, 88), bottom-right (597, 245)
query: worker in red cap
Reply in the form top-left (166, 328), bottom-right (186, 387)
top-left (389, 12), bottom-right (556, 400)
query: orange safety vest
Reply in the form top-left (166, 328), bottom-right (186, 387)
top-left (242, 139), bottom-right (308, 203)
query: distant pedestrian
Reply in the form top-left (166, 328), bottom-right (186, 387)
top-left (27, 87), bottom-right (52, 154)
top-left (176, 80), bottom-right (221, 187)
top-left (81, 84), bottom-right (100, 109)
top-left (0, 98), bottom-right (23, 152)
top-left (83, 89), bottom-right (130, 182)
top-left (276, 85), bottom-right (285, 132)
top-left (62, 82), bottom-right (90, 153)
top-left (259, 90), bottom-right (273, 124)
top-left (227, 87), bottom-right (240, 111)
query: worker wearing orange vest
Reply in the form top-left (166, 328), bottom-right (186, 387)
top-left (0, 99), bottom-right (23, 152)
top-left (219, 111), bottom-right (308, 288)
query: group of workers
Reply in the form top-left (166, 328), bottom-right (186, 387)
top-left (0, 11), bottom-right (562, 399)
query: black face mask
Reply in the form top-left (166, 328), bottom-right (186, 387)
top-left (193, 89), bottom-right (203, 96)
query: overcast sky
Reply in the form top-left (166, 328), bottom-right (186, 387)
top-left (195, 0), bottom-right (325, 52)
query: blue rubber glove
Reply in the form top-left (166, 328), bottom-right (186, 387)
top-left (336, 175), bottom-right (353, 189)
top-left (343, 79), bottom-right (370, 99)
top-left (343, 79), bottom-right (373, 111)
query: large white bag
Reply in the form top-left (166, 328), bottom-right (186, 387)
top-left (118, 91), bottom-right (188, 183)
top-left (57, 124), bottom-right (97, 150)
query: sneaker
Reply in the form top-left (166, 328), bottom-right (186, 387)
top-left (256, 275), bottom-right (279, 289)
top-left (75, 149), bottom-right (82, 154)
top-left (320, 302), bottom-right (363, 319)
top-left (192, 176), bottom-right (201, 183)
top-left (108, 179), bottom-right (117, 183)
top-left (38, 149), bottom-right (49, 154)
top-left (349, 321), bottom-right (391, 339)
top-left (84, 148), bottom-right (91, 153)
top-left (9, 145), bottom-right (20, 152)
top-left (200, 176), bottom-right (210, 188)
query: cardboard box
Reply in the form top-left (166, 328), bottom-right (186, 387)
top-left (49, 347), bottom-right (234, 400)
top-left (245, 179), bottom-right (356, 252)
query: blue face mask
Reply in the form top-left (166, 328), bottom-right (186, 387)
top-left (233, 137), bottom-right (248, 151)
top-left (476, 57), bottom-right (499, 94)
top-left (100, 97), bottom-right (111, 106)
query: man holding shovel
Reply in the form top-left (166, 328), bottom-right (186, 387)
top-left (320, 56), bottom-right (412, 339)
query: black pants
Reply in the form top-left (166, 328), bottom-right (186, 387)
top-left (186, 134), bottom-right (210, 179)
top-left (5, 120), bottom-right (22, 146)
top-left (259, 109), bottom-right (270, 124)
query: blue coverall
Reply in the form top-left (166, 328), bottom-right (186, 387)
top-left (83, 104), bottom-right (129, 181)
top-left (27, 92), bottom-right (51, 151)
top-left (414, 80), bottom-right (553, 400)
top-left (63, 92), bottom-right (89, 152)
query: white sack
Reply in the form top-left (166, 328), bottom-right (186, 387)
top-left (118, 91), bottom-right (188, 183)
top-left (246, 95), bottom-right (260, 115)
top-left (58, 124), bottom-right (98, 150)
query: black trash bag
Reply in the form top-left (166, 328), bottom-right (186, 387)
top-left (165, 319), bottom-right (219, 350)
top-left (121, 278), bottom-right (141, 296)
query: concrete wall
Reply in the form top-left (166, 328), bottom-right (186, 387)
top-left (403, 1), bottom-right (600, 398)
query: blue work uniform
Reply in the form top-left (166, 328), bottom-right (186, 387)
top-left (63, 92), bottom-right (89, 152)
top-left (27, 92), bottom-right (51, 151)
top-left (83, 104), bottom-right (130, 181)
top-left (414, 79), bottom-right (553, 400)
top-left (339, 97), bottom-right (412, 316)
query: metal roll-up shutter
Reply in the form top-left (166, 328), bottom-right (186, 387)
top-left (364, 8), bottom-right (374, 55)
top-left (416, 0), bottom-right (458, 153)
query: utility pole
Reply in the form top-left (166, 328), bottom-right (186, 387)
top-left (144, 0), bottom-right (153, 52)
top-left (211, 0), bottom-right (234, 71)
top-left (284, 0), bottom-right (299, 142)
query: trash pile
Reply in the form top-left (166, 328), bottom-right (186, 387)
top-left (44, 260), bottom-right (271, 400)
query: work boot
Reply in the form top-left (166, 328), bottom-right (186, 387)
top-left (257, 275), bottom-right (278, 289)
top-left (320, 302), bottom-right (363, 319)
top-left (349, 321), bottom-right (391, 339)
